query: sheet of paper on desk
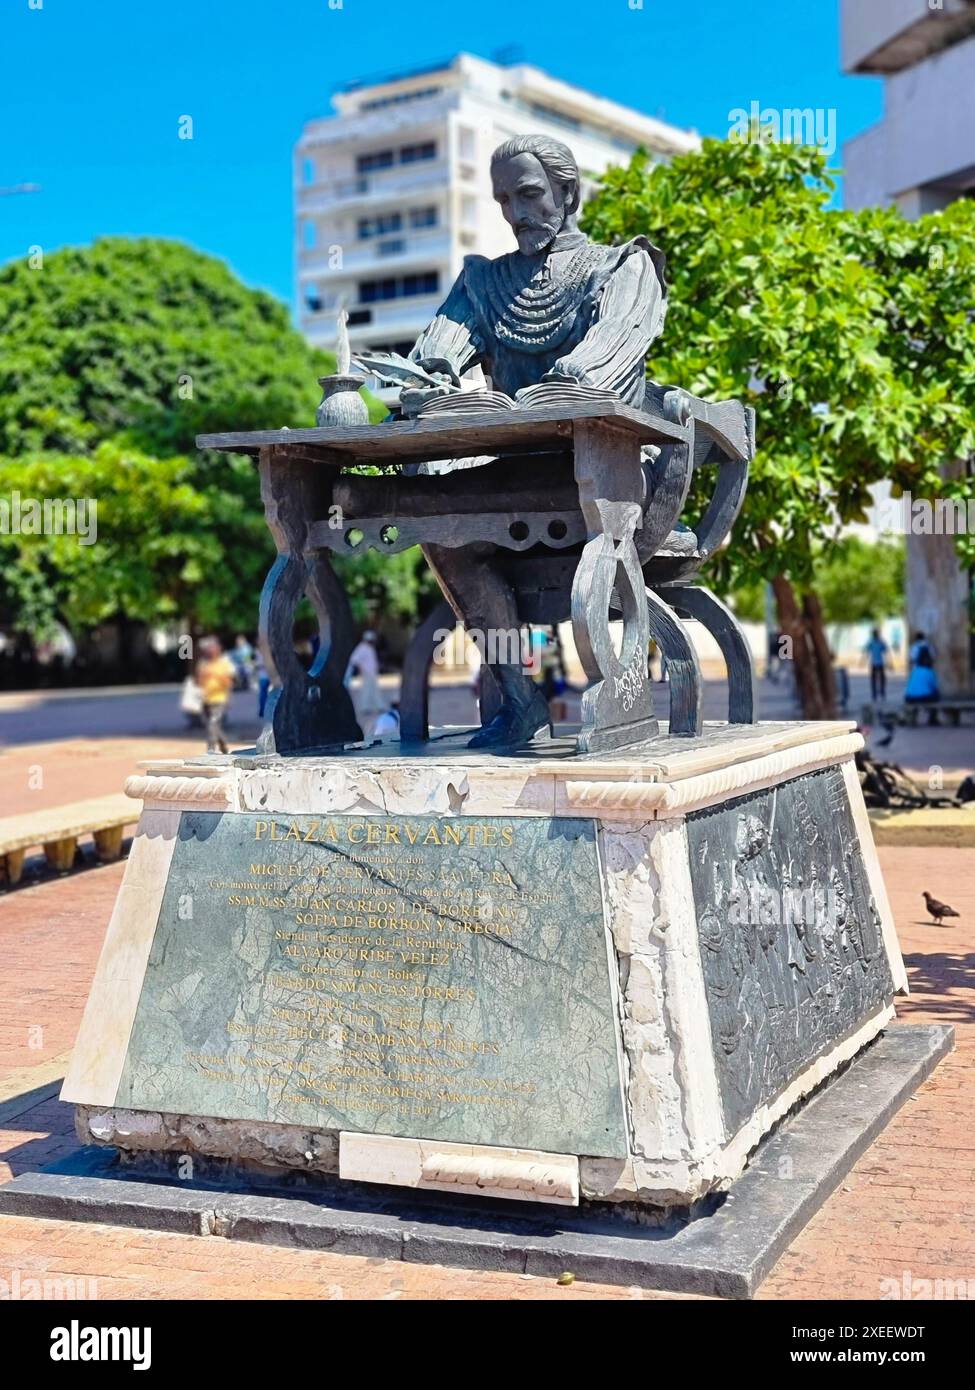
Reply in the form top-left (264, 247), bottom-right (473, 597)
top-left (350, 351), bottom-right (446, 389)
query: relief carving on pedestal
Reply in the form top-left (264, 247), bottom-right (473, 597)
top-left (686, 766), bottom-right (894, 1135)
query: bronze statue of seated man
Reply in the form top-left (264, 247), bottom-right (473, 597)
top-left (393, 133), bottom-right (669, 751)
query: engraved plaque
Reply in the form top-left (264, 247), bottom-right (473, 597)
top-left (114, 812), bottom-right (627, 1158)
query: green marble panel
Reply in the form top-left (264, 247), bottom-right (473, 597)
top-left (114, 811), bottom-right (627, 1158)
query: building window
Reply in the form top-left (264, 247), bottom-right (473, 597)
top-left (358, 212), bottom-right (402, 239)
top-left (304, 284), bottom-right (322, 312)
top-left (459, 127), bottom-right (476, 161)
top-left (356, 149), bottom-right (395, 174)
top-left (303, 220), bottom-right (317, 250)
top-left (358, 272), bottom-right (439, 304)
top-left (461, 195), bottom-right (477, 227)
top-left (403, 272), bottom-right (439, 296)
top-left (360, 87), bottom-right (442, 112)
top-left (368, 340), bottom-right (419, 356)
top-left (360, 278), bottom-right (398, 303)
top-left (348, 308), bottom-right (372, 326)
top-left (399, 141), bottom-right (437, 165)
top-left (409, 206), bottom-right (438, 229)
top-left (377, 239), bottom-right (406, 257)
top-left (302, 158), bottom-right (316, 185)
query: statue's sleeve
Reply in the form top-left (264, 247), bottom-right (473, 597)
top-left (409, 266), bottom-right (482, 379)
top-left (547, 247), bottom-right (665, 406)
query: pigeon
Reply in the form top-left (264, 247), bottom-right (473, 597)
top-left (876, 717), bottom-right (897, 749)
top-left (922, 891), bottom-right (960, 926)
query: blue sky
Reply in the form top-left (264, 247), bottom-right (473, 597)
top-left (1, 0), bottom-right (882, 310)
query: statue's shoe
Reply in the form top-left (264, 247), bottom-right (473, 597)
top-left (467, 692), bottom-right (552, 751)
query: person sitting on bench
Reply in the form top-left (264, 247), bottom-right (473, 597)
top-left (904, 646), bottom-right (940, 723)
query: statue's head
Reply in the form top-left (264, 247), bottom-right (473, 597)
top-left (490, 135), bottom-right (581, 256)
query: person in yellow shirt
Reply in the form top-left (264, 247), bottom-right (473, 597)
top-left (196, 636), bottom-right (235, 754)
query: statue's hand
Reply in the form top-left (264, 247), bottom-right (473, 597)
top-left (538, 367), bottom-right (585, 388)
top-left (400, 383), bottom-right (458, 418)
top-left (413, 356), bottom-right (462, 387)
top-left (513, 370), bottom-right (584, 404)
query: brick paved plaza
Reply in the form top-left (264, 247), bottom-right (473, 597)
top-left (1, 737), bottom-right (971, 1300)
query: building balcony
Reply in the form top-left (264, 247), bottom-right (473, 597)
top-left (296, 159), bottom-right (450, 215)
top-left (297, 92), bottom-right (456, 150)
top-left (298, 228), bottom-right (452, 278)
top-left (843, 29), bottom-right (975, 204)
top-left (842, 0), bottom-right (975, 74)
top-left (302, 292), bottom-right (442, 337)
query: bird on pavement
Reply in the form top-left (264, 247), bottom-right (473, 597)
top-left (922, 891), bottom-right (960, 926)
top-left (876, 717), bottom-right (897, 749)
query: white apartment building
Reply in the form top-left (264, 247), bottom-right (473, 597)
top-left (842, 1), bottom-right (975, 693)
top-left (294, 53), bottom-right (699, 362)
top-left (842, 0), bottom-right (975, 215)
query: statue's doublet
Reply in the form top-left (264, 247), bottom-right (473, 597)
top-left (468, 239), bottom-right (613, 357)
top-left (412, 230), bottom-right (667, 406)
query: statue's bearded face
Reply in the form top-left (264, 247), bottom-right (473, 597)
top-left (492, 152), bottom-right (570, 256)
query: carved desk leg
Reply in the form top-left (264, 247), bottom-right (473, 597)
top-left (258, 447), bottom-right (362, 753)
top-left (571, 419), bottom-right (658, 754)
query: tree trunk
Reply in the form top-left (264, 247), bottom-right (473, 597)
top-left (771, 576), bottom-right (838, 722)
top-left (802, 589), bottom-right (838, 718)
top-left (905, 460), bottom-right (973, 694)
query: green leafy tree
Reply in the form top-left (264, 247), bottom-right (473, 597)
top-left (815, 536), bottom-right (905, 628)
top-left (582, 138), bottom-right (975, 715)
top-left (0, 237), bottom-right (384, 458)
top-left (0, 238), bottom-right (423, 656)
top-left (1, 442), bottom-right (269, 640)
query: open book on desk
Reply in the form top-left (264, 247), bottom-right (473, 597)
top-left (417, 381), bottom-right (622, 417)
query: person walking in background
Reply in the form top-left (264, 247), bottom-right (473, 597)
top-left (863, 627), bottom-right (889, 703)
top-left (196, 636), bottom-right (235, 754)
top-left (766, 628), bottom-right (782, 684)
top-left (373, 702), bottom-right (401, 739)
top-left (254, 646), bottom-right (270, 719)
top-left (345, 630), bottom-right (384, 737)
top-left (230, 633), bottom-right (255, 691)
top-left (467, 637), bottom-right (484, 716)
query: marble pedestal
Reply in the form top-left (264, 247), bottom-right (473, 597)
top-left (63, 720), bottom-right (906, 1210)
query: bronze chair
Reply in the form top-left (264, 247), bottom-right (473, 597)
top-left (354, 384), bottom-right (758, 743)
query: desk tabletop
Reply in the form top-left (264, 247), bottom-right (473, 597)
top-left (196, 399), bottom-right (688, 468)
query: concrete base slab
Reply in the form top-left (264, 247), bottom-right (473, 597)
top-left (0, 1024), bottom-right (952, 1298)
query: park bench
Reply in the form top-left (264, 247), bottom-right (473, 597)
top-left (877, 698), bottom-right (975, 728)
top-left (0, 793), bottom-right (137, 887)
